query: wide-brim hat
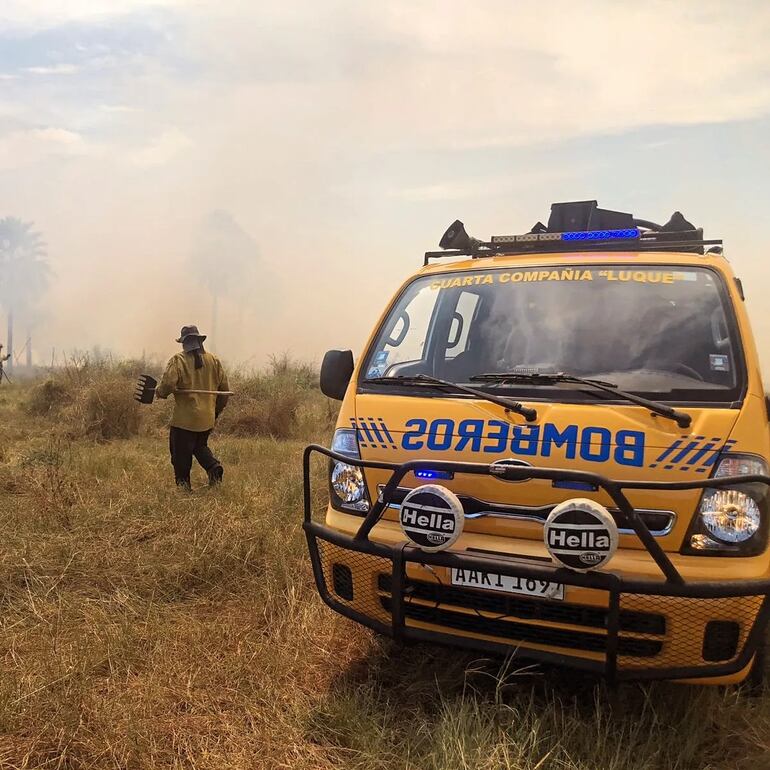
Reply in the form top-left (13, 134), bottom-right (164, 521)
top-left (176, 325), bottom-right (207, 344)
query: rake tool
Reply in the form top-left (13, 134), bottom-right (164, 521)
top-left (134, 374), bottom-right (234, 404)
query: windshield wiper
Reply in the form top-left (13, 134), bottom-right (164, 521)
top-left (470, 372), bottom-right (692, 429)
top-left (362, 375), bottom-right (537, 422)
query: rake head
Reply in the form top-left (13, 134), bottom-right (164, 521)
top-left (134, 374), bottom-right (158, 404)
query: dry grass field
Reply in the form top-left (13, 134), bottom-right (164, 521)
top-left (0, 358), bottom-right (769, 769)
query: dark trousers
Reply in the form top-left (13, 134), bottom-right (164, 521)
top-left (169, 426), bottom-right (221, 486)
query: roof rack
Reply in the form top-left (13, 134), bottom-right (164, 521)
top-left (424, 201), bottom-right (723, 265)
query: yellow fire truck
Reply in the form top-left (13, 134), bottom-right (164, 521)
top-left (303, 200), bottom-right (770, 686)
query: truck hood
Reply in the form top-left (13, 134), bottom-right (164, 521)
top-left (352, 393), bottom-right (741, 549)
top-left (354, 394), bottom-right (739, 476)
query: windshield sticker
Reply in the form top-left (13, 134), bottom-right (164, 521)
top-left (709, 354), bottom-right (730, 372)
top-left (367, 350), bottom-right (390, 378)
top-left (351, 416), bottom-right (733, 473)
top-left (430, 269), bottom-right (684, 290)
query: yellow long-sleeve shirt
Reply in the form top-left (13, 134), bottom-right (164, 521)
top-left (156, 350), bottom-right (229, 431)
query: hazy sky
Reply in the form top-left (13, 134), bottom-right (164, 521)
top-left (1, 1), bottom-right (769, 369)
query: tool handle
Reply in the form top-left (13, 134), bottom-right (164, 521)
top-left (172, 389), bottom-right (234, 395)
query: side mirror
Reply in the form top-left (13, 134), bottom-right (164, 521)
top-left (320, 349), bottom-right (354, 400)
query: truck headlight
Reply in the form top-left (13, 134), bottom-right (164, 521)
top-left (684, 454), bottom-right (768, 555)
top-left (699, 489), bottom-right (761, 543)
top-left (329, 429), bottom-right (369, 513)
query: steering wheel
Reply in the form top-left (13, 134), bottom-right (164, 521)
top-left (672, 363), bottom-right (704, 381)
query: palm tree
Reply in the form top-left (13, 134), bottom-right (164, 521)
top-left (0, 218), bottom-right (50, 368)
top-left (188, 210), bottom-right (259, 351)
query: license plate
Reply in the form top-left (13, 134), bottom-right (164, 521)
top-left (450, 568), bottom-right (564, 600)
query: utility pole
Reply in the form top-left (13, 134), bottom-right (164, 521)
top-left (211, 293), bottom-right (218, 352)
top-left (6, 310), bottom-right (13, 371)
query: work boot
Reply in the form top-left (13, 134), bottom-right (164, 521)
top-left (208, 465), bottom-right (224, 486)
top-left (176, 477), bottom-right (192, 491)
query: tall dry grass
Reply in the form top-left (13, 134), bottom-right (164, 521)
top-left (217, 354), bottom-right (335, 440)
top-left (21, 352), bottom-right (334, 443)
top-left (23, 353), bottom-right (146, 440)
top-left (1, 363), bottom-right (769, 768)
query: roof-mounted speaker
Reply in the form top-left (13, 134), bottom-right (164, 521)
top-left (439, 220), bottom-right (481, 251)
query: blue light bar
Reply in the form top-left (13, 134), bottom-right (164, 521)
top-left (561, 228), bottom-right (639, 241)
top-left (414, 469), bottom-right (454, 481)
top-left (490, 228), bottom-right (641, 245)
top-left (552, 479), bottom-right (598, 491)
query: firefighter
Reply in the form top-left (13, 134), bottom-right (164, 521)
top-left (156, 325), bottom-right (229, 489)
top-left (0, 344), bottom-right (10, 385)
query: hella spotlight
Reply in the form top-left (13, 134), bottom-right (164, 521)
top-left (439, 220), bottom-right (481, 251)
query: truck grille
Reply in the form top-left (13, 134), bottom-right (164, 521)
top-left (379, 575), bottom-right (664, 658)
top-left (378, 575), bottom-right (665, 634)
top-left (380, 597), bottom-right (662, 657)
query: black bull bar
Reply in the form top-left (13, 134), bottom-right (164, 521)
top-left (303, 445), bottom-right (770, 682)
